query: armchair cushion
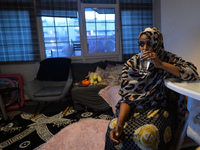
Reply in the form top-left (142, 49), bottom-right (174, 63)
top-left (33, 86), bottom-right (64, 97)
top-left (24, 58), bottom-right (73, 103)
top-left (36, 58), bottom-right (71, 81)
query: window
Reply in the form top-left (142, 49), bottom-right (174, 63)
top-left (85, 8), bottom-right (116, 53)
top-left (81, 2), bottom-right (120, 58)
top-left (41, 17), bottom-right (81, 58)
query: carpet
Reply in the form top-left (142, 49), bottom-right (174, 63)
top-left (0, 109), bottom-right (113, 150)
top-left (38, 118), bottom-right (110, 150)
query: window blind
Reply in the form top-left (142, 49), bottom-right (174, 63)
top-left (0, 1), bottom-right (40, 64)
top-left (35, 0), bottom-right (78, 18)
top-left (120, 0), bottom-right (153, 61)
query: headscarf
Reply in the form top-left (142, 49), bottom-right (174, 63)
top-left (138, 27), bottom-right (164, 57)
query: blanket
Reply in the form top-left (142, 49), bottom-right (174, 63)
top-left (38, 118), bottom-right (110, 150)
top-left (99, 85), bottom-right (121, 114)
top-left (0, 109), bottom-right (113, 150)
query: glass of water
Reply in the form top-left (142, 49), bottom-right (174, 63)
top-left (139, 50), bottom-right (150, 75)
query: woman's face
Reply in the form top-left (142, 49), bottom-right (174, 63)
top-left (139, 34), bottom-right (153, 52)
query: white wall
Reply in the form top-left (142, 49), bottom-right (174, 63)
top-left (0, 63), bottom-right (40, 83)
top-left (161, 0), bottom-right (200, 74)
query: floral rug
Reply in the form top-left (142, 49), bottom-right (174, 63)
top-left (0, 109), bottom-right (113, 150)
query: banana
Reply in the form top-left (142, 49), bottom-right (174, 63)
top-left (97, 76), bottom-right (102, 82)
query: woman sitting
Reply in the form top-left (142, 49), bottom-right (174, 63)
top-left (105, 27), bottom-right (199, 150)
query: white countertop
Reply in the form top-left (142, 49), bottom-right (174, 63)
top-left (164, 78), bottom-right (200, 100)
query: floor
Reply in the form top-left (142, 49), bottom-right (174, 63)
top-left (0, 100), bottom-right (200, 150)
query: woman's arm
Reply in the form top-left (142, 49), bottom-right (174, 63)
top-left (117, 103), bottom-right (131, 127)
top-left (142, 50), bottom-right (199, 80)
top-left (109, 103), bottom-right (131, 145)
top-left (152, 57), bottom-right (181, 77)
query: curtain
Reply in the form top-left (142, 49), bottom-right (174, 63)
top-left (120, 0), bottom-right (153, 62)
top-left (0, 0), bottom-right (40, 64)
top-left (0, 0), bottom-right (152, 64)
top-left (0, 0), bottom-right (79, 64)
top-left (35, 0), bottom-right (78, 18)
top-left (81, 0), bottom-right (116, 4)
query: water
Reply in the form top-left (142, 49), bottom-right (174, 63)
top-left (139, 60), bottom-right (150, 75)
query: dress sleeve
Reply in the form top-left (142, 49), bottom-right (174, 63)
top-left (118, 55), bottom-right (143, 105)
top-left (166, 52), bottom-right (199, 81)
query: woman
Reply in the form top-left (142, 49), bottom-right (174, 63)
top-left (105, 27), bottom-right (199, 150)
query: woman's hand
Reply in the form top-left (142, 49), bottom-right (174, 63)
top-left (141, 50), bottom-right (180, 77)
top-left (109, 124), bottom-right (123, 145)
top-left (141, 51), bottom-right (162, 68)
top-left (109, 103), bottom-right (130, 145)
top-left (148, 52), bottom-right (163, 68)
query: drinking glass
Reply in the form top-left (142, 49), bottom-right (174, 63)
top-left (139, 50), bottom-right (150, 75)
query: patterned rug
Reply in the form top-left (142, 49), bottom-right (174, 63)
top-left (0, 109), bottom-right (113, 150)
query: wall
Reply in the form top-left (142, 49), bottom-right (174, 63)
top-left (153, 0), bottom-right (161, 30)
top-left (161, 0), bottom-right (200, 74)
top-left (0, 63), bottom-right (40, 83)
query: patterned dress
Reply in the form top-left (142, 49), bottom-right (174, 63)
top-left (104, 27), bottom-right (199, 150)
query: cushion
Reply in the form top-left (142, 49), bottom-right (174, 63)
top-left (33, 86), bottom-right (64, 97)
top-left (100, 64), bottom-right (123, 86)
top-left (36, 58), bottom-right (71, 81)
top-left (95, 66), bottom-right (105, 77)
top-left (71, 85), bottom-right (109, 111)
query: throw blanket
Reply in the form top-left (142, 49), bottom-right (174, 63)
top-left (0, 109), bottom-right (113, 150)
top-left (99, 85), bottom-right (121, 114)
top-left (38, 118), bottom-right (110, 150)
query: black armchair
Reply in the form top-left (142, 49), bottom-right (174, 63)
top-left (24, 58), bottom-right (73, 113)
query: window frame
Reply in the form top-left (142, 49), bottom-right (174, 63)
top-left (80, 2), bottom-right (121, 58)
top-left (40, 16), bottom-right (81, 58)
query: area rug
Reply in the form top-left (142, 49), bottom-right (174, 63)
top-left (38, 118), bottom-right (110, 150)
top-left (0, 109), bottom-right (113, 150)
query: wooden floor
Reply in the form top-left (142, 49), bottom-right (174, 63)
top-left (1, 99), bottom-right (71, 119)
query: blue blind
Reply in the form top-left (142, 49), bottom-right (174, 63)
top-left (35, 0), bottom-right (78, 18)
top-left (120, 0), bottom-right (153, 61)
top-left (81, 0), bottom-right (116, 4)
top-left (0, 1), bottom-right (40, 64)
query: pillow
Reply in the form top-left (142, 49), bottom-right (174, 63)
top-left (95, 66), bottom-right (105, 77)
top-left (99, 85), bottom-right (121, 114)
top-left (101, 64), bottom-right (123, 86)
top-left (36, 58), bottom-right (71, 81)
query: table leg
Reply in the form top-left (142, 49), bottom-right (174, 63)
top-left (175, 114), bottom-right (189, 150)
top-left (0, 95), bottom-right (8, 120)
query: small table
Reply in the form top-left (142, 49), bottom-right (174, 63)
top-left (0, 87), bottom-right (19, 120)
top-left (164, 78), bottom-right (200, 149)
top-left (0, 95), bottom-right (8, 121)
